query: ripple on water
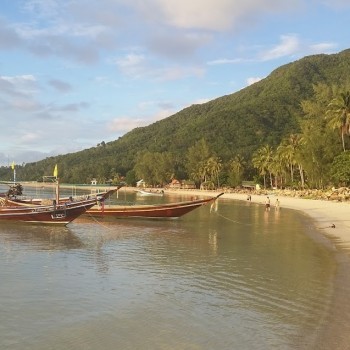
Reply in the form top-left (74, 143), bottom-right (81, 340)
top-left (0, 198), bottom-right (347, 349)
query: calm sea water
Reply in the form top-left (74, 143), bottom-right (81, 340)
top-left (1, 187), bottom-right (350, 349)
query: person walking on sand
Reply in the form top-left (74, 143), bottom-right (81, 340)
top-left (275, 198), bottom-right (280, 211)
top-left (265, 196), bottom-right (270, 211)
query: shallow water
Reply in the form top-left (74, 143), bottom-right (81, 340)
top-left (1, 190), bottom-right (349, 349)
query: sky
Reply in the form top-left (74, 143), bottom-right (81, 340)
top-left (1, 0), bottom-right (350, 167)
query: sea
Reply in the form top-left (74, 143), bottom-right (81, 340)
top-left (1, 185), bottom-right (350, 350)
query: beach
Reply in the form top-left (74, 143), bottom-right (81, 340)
top-left (18, 182), bottom-right (350, 251)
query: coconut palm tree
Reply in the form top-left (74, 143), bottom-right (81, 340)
top-left (252, 145), bottom-right (274, 188)
top-left (326, 91), bottom-right (350, 152)
top-left (277, 133), bottom-right (305, 186)
top-left (205, 156), bottom-right (222, 189)
top-left (228, 155), bottom-right (245, 187)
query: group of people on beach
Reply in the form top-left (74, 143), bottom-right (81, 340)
top-left (265, 196), bottom-right (280, 211)
top-left (246, 194), bottom-right (280, 211)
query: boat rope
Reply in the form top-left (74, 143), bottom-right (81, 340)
top-left (214, 211), bottom-right (253, 225)
top-left (83, 205), bottom-right (114, 230)
top-left (210, 199), bottom-right (252, 225)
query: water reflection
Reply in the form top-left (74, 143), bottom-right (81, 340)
top-left (0, 193), bottom-right (349, 349)
top-left (208, 229), bottom-right (218, 255)
top-left (0, 224), bottom-right (83, 251)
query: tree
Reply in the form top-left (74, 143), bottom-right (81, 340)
top-left (227, 155), bottom-right (245, 187)
top-left (134, 151), bottom-right (175, 186)
top-left (205, 156), bottom-right (222, 188)
top-left (252, 145), bottom-right (274, 188)
top-left (326, 91), bottom-right (350, 151)
top-left (186, 139), bottom-right (211, 185)
top-left (299, 84), bottom-right (342, 188)
top-left (330, 151), bottom-right (350, 186)
top-left (277, 134), bottom-right (305, 187)
top-left (125, 169), bottom-right (137, 186)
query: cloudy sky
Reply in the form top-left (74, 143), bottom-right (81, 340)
top-left (1, 0), bottom-right (349, 166)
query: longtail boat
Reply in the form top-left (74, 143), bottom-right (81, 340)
top-left (0, 181), bottom-right (119, 225)
top-left (1, 183), bottom-right (122, 206)
top-left (86, 193), bottom-right (224, 219)
top-left (0, 196), bottom-right (99, 225)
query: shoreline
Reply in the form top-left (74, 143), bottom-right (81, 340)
top-left (159, 187), bottom-right (350, 252)
top-left (17, 182), bottom-right (350, 251)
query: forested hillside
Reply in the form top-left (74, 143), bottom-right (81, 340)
top-left (2, 49), bottom-right (350, 188)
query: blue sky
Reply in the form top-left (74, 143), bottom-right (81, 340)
top-left (1, 0), bottom-right (349, 166)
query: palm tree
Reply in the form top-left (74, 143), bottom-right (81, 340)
top-left (212, 156), bottom-right (223, 189)
top-left (277, 133), bottom-right (305, 186)
top-left (205, 156), bottom-right (222, 189)
top-left (228, 155), bottom-right (245, 187)
top-left (273, 148), bottom-right (289, 188)
top-left (326, 91), bottom-right (350, 152)
top-left (252, 145), bottom-right (274, 188)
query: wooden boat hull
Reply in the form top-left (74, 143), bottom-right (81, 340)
top-left (86, 193), bottom-right (224, 219)
top-left (0, 198), bottom-right (97, 225)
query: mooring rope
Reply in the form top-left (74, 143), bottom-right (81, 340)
top-left (210, 199), bottom-right (252, 225)
top-left (83, 205), bottom-right (113, 230)
top-left (213, 211), bottom-right (253, 225)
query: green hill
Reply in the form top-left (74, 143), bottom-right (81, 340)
top-left (3, 49), bottom-right (350, 184)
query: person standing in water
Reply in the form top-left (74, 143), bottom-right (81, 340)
top-left (265, 196), bottom-right (270, 211)
top-left (275, 198), bottom-right (280, 211)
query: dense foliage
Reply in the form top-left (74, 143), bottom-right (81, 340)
top-left (2, 49), bottom-right (350, 189)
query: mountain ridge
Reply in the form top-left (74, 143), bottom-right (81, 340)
top-left (4, 48), bottom-right (350, 183)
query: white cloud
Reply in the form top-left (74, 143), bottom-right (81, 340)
top-left (0, 75), bottom-right (41, 112)
top-left (310, 42), bottom-right (338, 54)
top-left (108, 117), bottom-right (147, 133)
top-left (247, 77), bottom-right (262, 85)
top-left (19, 132), bottom-right (40, 143)
top-left (207, 58), bottom-right (243, 65)
top-left (0, 18), bottom-right (22, 49)
top-left (192, 98), bottom-right (211, 104)
top-left (260, 34), bottom-right (300, 61)
top-left (115, 53), bottom-right (146, 68)
top-left (108, 106), bottom-right (174, 134)
top-left (150, 0), bottom-right (299, 31)
top-left (152, 109), bottom-right (172, 121)
top-left (114, 53), bottom-right (147, 78)
top-left (114, 52), bottom-right (205, 81)
top-left (0, 75), bottom-right (37, 93)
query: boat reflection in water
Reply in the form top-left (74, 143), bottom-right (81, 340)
top-left (0, 223), bottom-right (84, 251)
